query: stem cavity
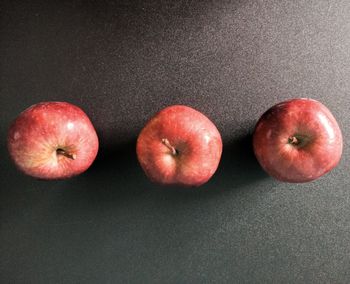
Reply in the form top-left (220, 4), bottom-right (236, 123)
top-left (288, 136), bottom-right (299, 145)
top-left (288, 134), bottom-right (310, 148)
top-left (56, 148), bottom-right (76, 160)
top-left (162, 138), bottom-right (178, 156)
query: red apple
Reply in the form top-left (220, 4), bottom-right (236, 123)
top-left (7, 102), bottom-right (99, 179)
top-left (136, 105), bottom-right (223, 186)
top-left (253, 98), bottom-right (343, 183)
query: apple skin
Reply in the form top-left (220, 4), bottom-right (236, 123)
top-left (253, 98), bottom-right (343, 183)
top-left (7, 102), bottom-right (99, 179)
top-left (136, 105), bottom-right (223, 187)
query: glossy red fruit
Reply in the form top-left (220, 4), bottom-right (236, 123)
top-left (8, 102), bottom-right (99, 179)
top-left (253, 98), bottom-right (343, 183)
top-left (137, 105), bottom-right (223, 187)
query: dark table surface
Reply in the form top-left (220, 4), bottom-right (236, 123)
top-left (1, 0), bottom-right (350, 283)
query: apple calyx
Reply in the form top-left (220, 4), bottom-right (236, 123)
top-left (161, 138), bottom-right (178, 156)
top-left (56, 148), bottom-right (76, 160)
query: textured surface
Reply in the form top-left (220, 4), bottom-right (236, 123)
top-left (0, 0), bottom-right (349, 283)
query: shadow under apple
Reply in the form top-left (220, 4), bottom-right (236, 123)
top-left (212, 132), bottom-right (269, 189)
top-left (0, 129), bottom-right (270, 211)
top-left (78, 130), bottom-right (270, 206)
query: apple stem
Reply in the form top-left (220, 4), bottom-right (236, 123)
top-left (56, 148), bottom-right (76, 160)
top-left (162, 138), bottom-right (178, 155)
top-left (288, 136), bottom-right (299, 145)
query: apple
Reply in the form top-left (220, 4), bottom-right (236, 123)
top-left (253, 98), bottom-right (343, 183)
top-left (136, 105), bottom-right (223, 186)
top-left (7, 102), bottom-right (99, 179)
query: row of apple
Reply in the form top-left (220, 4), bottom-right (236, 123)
top-left (7, 98), bottom-right (343, 185)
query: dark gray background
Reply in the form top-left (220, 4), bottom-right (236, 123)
top-left (1, 0), bottom-right (349, 283)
